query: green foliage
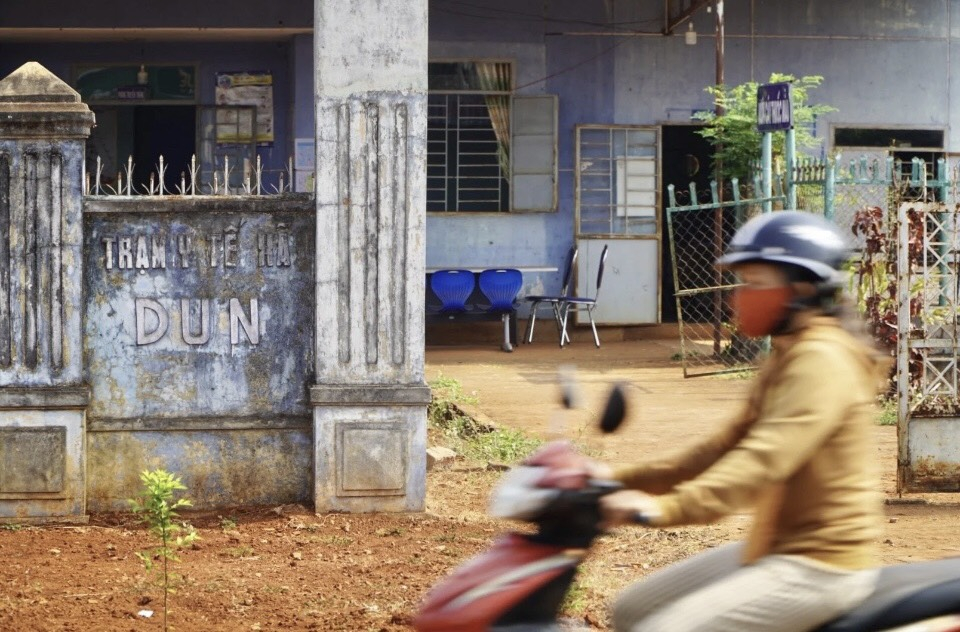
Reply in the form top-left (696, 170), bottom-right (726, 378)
top-left (695, 74), bottom-right (836, 181)
top-left (427, 372), bottom-right (479, 428)
top-left (462, 426), bottom-right (543, 464)
top-left (129, 469), bottom-right (199, 631)
top-left (877, 398), bottom-right (898, 426)
top-left (427, 373), bottom-right (542, 464)
top-left (560, 577), bottom-right (589, 615)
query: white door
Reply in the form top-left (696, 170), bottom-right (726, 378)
top-left (575, 125), bottom-right (660, 324)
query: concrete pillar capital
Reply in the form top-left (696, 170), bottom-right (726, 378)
top-left (0, 62), bottom-right (95, 139)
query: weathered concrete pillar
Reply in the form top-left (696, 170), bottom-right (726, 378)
top-left (311, 0), bottom-right (430, 512)
top-left (0, 63), bottom-right (94, 522)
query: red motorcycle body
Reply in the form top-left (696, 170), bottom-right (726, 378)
top-left (415, 440), bottom-right (960, 632)
top-left (414, 533), bottom-right (582, 632)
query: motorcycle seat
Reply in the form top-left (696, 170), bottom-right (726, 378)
top-left (816, 557), bottom-right (960, 631)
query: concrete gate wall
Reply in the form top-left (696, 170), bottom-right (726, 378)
top-left (0, 0), bottom-right (430, 521)
top-left (82, 198), bottom-right (316, 511)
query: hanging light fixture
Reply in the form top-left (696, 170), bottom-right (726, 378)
top-left (685, 22), bottom-right (698, 46)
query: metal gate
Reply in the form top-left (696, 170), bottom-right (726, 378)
top-left (793, 155), bottom-right (960, 493)
top-left (896, 201), bottom-right (960, 492)
top-left (665, 180), bottom-right (783, 377)
top-left (669, 152), bottom-right (960, 489)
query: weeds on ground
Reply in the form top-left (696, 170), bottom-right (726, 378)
top-left (317, 535), bottom-right (354, 547)
top-left (0, 524), bottom-right (23, 531)
top-left (877, 398), bottom-right (897, 426)
top-left (428, 373), bottom-right (543, 464)
top-left (223, 545), bottom-right (256, 558)
top-left (712, 369), bottom-right (755, 380)
top-left (463, 427), bottom-right (543, 463)
top-left (561, 577), bottom-right (590, 616)
top-left (128, 469), bottom-right (199, 632)
top-left (218, 515), bottom-right (238, 531)
top-left (375, 527), bottom-right (405, 537)
top-left (428, 372), bottom-right (479, 428)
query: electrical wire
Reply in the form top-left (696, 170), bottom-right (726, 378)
top-left (431, 1), bottom-right (662, 91)
top-left (512, 32), bottom-right (642, 91)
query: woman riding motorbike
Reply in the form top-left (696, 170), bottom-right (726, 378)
top-left (595, 211), bottom-right (889, 632)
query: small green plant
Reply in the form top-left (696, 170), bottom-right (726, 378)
top-left (219, 515), bottom-right (238, 531)
top-left (877, 398), bottom-right (898, 426)
top-left (0, 523), bottom-right (23, 531)
top-left (128, 469), bottom-right (199, 631)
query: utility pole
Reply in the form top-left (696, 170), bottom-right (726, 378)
top-left (714, 0), bottom-right (724, 107)
top-left (711, 0), bottom-right (726, 357)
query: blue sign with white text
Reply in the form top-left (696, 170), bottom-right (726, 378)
top-left (757, 82), bottom-right (792, 132)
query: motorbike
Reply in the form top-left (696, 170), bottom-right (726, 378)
top-left (414, 385), bottom-right (960, 632)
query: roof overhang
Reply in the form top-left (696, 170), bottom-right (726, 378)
top-left (0, 27), bottom-right (312, 43)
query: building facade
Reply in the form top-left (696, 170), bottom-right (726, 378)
top-left (0, 0), bottom-right (955, 516)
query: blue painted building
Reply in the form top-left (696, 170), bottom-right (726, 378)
top-left (1, 0), bottom-right (957, 324)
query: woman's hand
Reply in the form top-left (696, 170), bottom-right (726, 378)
top-left (600, 490), bottom-right (662, 528)
top-left (586, 460), bottom-right (615, 481)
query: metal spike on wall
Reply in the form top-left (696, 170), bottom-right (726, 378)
top-left (84, 153), bottom-right (304, 197)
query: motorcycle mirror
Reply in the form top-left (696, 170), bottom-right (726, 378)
top-left (558, 364), bottom-right (580, 410)
top-left (599, 384), bottom-right (627, 434)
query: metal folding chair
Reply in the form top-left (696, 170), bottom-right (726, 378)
top-left (560, 245), bottom-right (608, 348)
top-left (523, 247), bottom-right (577, 345)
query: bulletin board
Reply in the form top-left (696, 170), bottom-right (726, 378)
top-left (215, 71), bottom-right (274, 145)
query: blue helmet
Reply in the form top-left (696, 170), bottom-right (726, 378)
top-left (717, 211), bottom-right (849, 284)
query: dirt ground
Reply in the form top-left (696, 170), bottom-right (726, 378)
top-left (2, 334), bottom-right (960, 631)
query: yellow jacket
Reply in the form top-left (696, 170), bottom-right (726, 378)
top-left (615, 317), bottom-right (886, 569)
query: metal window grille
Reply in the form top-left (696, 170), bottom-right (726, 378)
top-left (576, 126), bottom-right (660, 236)
top-left (427, 93), bottom-right (509, 212)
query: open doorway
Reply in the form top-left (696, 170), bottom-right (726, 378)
top-left (660, 124), bottom-right (713, 322)
top-left (134, 106), bottom-right (196, 192)
top-left (87, 105), bottom-right (196, 193)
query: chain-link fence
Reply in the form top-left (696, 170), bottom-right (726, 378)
top-left (667, 155), bottom-right (948, 379)
top-left (793, 155), bottom-right (889, 252)
top-left (666, 182), bottom-right (780, 377)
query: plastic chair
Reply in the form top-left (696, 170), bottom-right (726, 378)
top-left (429, 269), bottom-right (475, 312)
top-left (523, 246), bottom-right (578, 345)
top-left (560, 245), bottom-right (609, 348)
top-left (478, 268), bottom-right (523, 351)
